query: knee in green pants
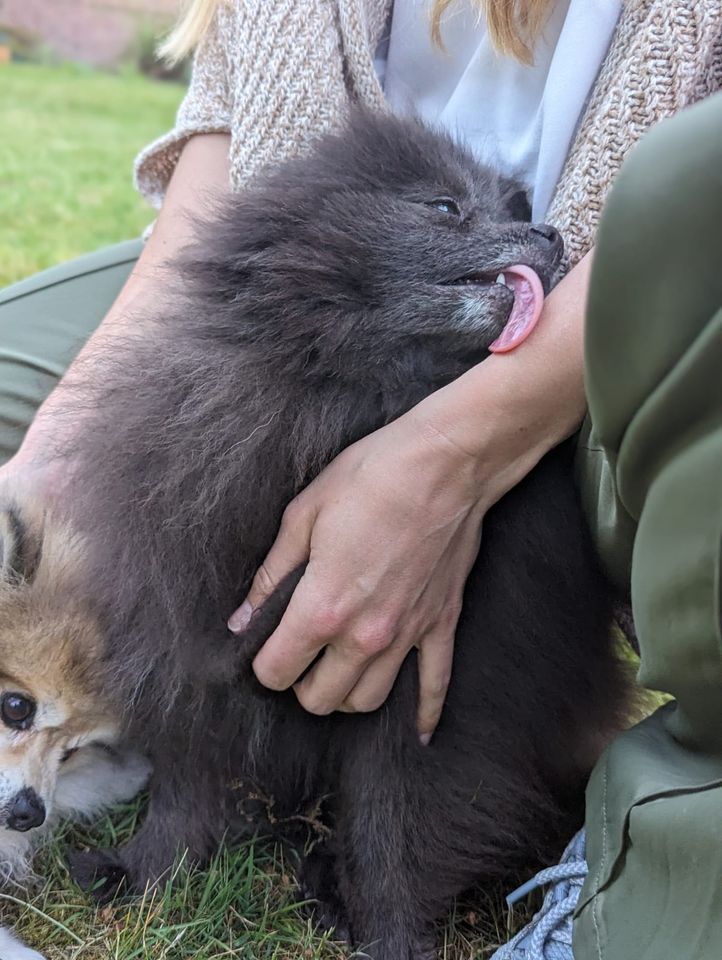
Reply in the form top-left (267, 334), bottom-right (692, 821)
top-left (574, 94), bottom-right (722, 960)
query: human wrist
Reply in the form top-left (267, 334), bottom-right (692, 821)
top-left (409, 350), bottom-right (585, 508)
top-left (410, 253), bottom-right (592, 505)
top-left (408, 386), bottom-right (541, 512)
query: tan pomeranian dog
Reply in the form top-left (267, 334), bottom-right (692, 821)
top-left (0, 501), bottom-right (150, 960)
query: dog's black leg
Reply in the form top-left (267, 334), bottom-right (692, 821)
top-left (330, 714), bottom-right (466, 960)
top-left (297, 840), bottom-right (352, 942)
top-left (70, 754), bottom-right (226, 899)
top-left (67, 847), bottom-right (129, 904)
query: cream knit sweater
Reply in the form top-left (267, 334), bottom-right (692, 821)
top-left (135, 0), bottom-right (722, 267)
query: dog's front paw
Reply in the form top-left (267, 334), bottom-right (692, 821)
top-left (298, 879), bottom-right (352, 943)
top-left (297, 853), bottom-right (352, 943)
top-left (67, 847), bottom-right (130, 903)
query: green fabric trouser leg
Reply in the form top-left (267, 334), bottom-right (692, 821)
top-left (0, 100), bottom-right (721, 960)
top-left (0, 239), bottom-right (142, 463)
top-left (574, 93), bottom-right (722, 960)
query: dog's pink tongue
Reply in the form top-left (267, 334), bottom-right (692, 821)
top-left (488, 265), bottom-right (545, 353)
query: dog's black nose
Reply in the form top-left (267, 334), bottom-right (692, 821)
top-left (7, 788), bottom-right (46, 832)
top-left (530, 223), bottom-right (563, 255)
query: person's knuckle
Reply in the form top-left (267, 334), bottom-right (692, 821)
top-left (423, 670), bottom-right (452, 702)
top-left (314, 599), bottom-right (348, 638)
top-left (252, 661), bottom-right (288, 692)
top-left (428, 596), bottom-right (461, 636)
top-left (296, 688), bottom-right (333, 716)
top-left (439, 598), bottom-right (463, 631)
top-left (254, 562), bottom-right (277, 598)
top-left (351, 618), bottom-right (395, 657)
top-left (344, 689), bottom-right (385, 713)
top-left (280, 496), bottom-right (305, 530)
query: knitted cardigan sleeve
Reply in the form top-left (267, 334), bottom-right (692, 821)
top-left (134, 0), bottom-right (353, 208)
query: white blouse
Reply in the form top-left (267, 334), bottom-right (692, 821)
top-left (377, 0), bottom-right (622, 220)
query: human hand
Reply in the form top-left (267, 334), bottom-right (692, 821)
top-left (229, 406), bottom-right (490, 744)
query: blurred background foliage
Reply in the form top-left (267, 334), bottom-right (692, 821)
top-left (0, 0), bottom-right (186, 285)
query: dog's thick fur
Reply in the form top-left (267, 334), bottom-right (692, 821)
top-left (5, 114), bottom-right (630, 959)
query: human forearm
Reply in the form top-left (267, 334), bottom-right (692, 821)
top-left (408, 250), bottom-right (592, 507)
top-left (14, 133), bottom-right (232, 466)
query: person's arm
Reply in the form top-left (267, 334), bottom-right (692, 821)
top-left (232, 251), bottom-right (593, 743)
top-left (419, 251), bottom-right (590, 492)
top-left (9, 132), bottom-right (231, 471)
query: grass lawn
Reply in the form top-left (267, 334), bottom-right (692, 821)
top-left (0, 61), bottom-right (524, 959)
top-left (0, 62), bottom-right (182, 287)
top-left (4, 808), bottom-right (517, 959)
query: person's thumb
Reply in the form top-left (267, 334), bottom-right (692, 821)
top-left (228, 496), bottom-right (314, 633)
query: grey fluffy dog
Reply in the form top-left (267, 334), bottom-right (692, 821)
top-left (26, 113), bottom-right (631, 959)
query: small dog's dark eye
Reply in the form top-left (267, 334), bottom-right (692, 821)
top-left (427, 197), bottom-right (461, 216)
top-left (1, 692), bottom-right (36, 729)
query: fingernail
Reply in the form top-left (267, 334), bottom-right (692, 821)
top-left (228, 601), bottom-right (253, 633)
top-left (419, 733), bottom-right (432, 747)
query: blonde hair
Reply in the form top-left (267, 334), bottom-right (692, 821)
top-left (432, 0), bottom-right (554, 65)
top-left (158, 0), bottom-right (222, 63)
top-left (161, 0), bottom-right (553, 65)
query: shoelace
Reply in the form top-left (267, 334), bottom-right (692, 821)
top-left (492, 830), bottom-right (588, 960)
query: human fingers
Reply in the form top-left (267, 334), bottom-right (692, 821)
top-left (291, 642), bottom-right (378, 715)
top-left (249, 577), bottom-right (331, 690)
top-left (416, 626), bottom-right (456, 745)
top-left (337, 638), bottom-right (414, 714)
top-left (229, 496), bottom-right (315, 633)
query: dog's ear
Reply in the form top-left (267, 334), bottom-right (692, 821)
top-left (0, 508), bottom-right (40, 584)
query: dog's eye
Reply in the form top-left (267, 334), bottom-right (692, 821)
top-left (426, 197), bottom-right (461, 217)
top-left (1, 692), bottom-right (36, 729)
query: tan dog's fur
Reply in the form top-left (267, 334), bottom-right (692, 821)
top-left (0, 499), bottom-right (150, 958)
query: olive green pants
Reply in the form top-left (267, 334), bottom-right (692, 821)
top-left (1, 97), bottom-right (721, 959)
top-left (572, 94), bottom-right (722, 960)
